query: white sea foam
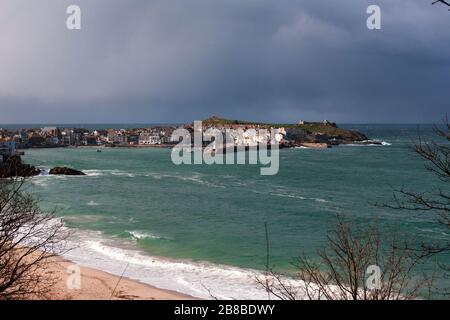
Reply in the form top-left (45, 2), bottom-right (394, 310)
top-left (55, 225), bottom-right (364, 300)
top-left (83, 170), bottom-right (105, 177)
top-left (417, 227), bottom-right (450, 240)
top-left (87, 200), bottom-right (100, 206)
top-left (64, 215), bottom-right (107, 223)
top-left (31, 171), bottom-right (70, 186)
top-left (83, 170), bottom-right (226, 188)
top-left (39, 169), bottom-right (50, 176)
top-left (182, 175), bottom-right (226, 189)
top-left (111, 171), bottom-right (136, 178)
top-left (270, 192), bottom-right (306, 200)
top-left (127, 230), bottom-right (162, 240)
top-left (61, 228), bottom-right (283, 300)
top-left (341, 140), bottom-right (392, 147)
top-left (32, 178), bottom-right (49, 187)
top-left (84, 169), bottom-right (135, 177)
top-left (259, 191), bottom-right (328, 203)
top-left (145, 172), bottom-right (226, 189)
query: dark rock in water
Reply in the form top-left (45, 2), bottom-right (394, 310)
top-left (285, 128), bottom-right (309, 142)
top-left (285, 125), bottom-right (369, 147)
top-left (49, 167), bottom-right (86, 176)
top-left (17, 165), bottom-right (41, 177)
top-left (0, 155), bottom-right (41, 178)
top-left (0, 165), bottom-right (41, 178)
top-left (347, 130), bottom-right (369, 141)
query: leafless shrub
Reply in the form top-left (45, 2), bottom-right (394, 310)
top-left (380, 116), bottom-right (450, 293)
top-left (256, 215), bottom-right (433, 300)
top-left (0, 177), bottom-right (68, 299)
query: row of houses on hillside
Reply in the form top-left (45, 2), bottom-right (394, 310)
top-left (0, 126), bottom-right (182, 148)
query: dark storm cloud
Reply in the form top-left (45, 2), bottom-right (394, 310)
top-left (0, 0), bottom-right (449, 123)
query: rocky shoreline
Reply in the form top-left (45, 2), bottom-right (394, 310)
top-left (281, 124), bottom-right (382, 148)
top-left (1, 119), bottom-right (384, 178)
top-left (201, 116), bottom-right (381, 149)
top-left (49, 167), bottom-right (85, 176)
top-left (0, 156), bottom-right (85, 178)
top-left (0, 155), bottom-right (41, 178)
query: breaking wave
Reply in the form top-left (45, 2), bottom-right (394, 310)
top-left (61, 228), bottom-right (288, 300)
top-left (127, 230), bottom-right (163, 240)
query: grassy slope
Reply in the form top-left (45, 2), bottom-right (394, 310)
top-left (201, 116), bottom-right (363, 139)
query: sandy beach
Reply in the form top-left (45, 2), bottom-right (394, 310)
top-left (41, 255), bottom-right (196, 300)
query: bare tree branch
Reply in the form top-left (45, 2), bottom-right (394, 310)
top-left (0, 176), bottom-right (69, 299)
top-left (256, 215), bottom-right (433, 300)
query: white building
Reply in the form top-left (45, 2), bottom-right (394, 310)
top-left (139, 133), bottom-right (161, 145)
top-left (61, 129), bottom-right (75, 145)
top-left (107, 132), bottom-right (127, 144)
top-left (41, 127), bottom-right (59, 136)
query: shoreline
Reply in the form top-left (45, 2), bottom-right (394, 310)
top-left (48, 224), bottom-right (274, 300)
top-left (42, 254), bottom-right (198, 300)
top-left (20, 144), bottom-right (175, 150)
top-left (17, 138), bottom-right (388, 153)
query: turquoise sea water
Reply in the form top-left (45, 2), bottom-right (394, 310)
top-left (20, 124), bottom-right (449, 298)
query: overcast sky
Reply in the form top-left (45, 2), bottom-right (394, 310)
top-left (0, 0), bottom-right (449, 124)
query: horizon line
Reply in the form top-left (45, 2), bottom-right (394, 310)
top-left (0, 122), bottom-right (438, 126)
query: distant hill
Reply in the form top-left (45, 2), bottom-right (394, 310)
top-left (200, 116), bottom-right (367, 141)
top-left (202, 116), bottom-right (262, 126)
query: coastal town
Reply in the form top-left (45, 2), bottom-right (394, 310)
top-left (0, 116), bottom-right (374, 150)
top-left (0, 125), bottom-right (181, 150)
top-left (1, 116), bottom-right (378, 174)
